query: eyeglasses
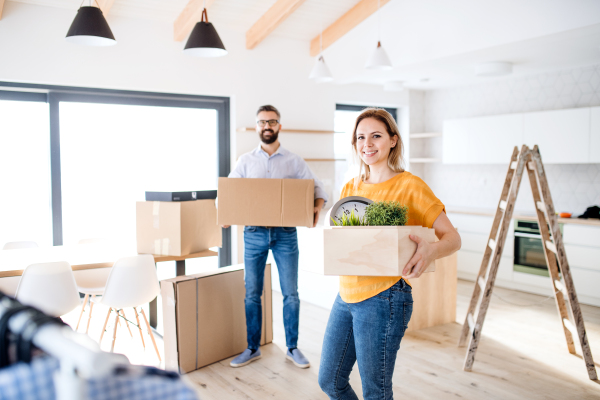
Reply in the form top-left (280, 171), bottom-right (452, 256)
top-left (256, 119), bottom-right (280, 127)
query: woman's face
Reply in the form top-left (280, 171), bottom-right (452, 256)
top-left (355, 118), bottom-right (397, 167)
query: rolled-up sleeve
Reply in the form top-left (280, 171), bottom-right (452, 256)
top-left (228, 157), bottom-right (245, 178)
top-left (294, 158), bottom-right (329, 204)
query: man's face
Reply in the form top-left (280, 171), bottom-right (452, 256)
top-left (256, 111), bottom-right (281, 145)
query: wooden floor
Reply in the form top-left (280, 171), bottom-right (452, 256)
top-left (61, 280), bottom-right (600, 399)
top-left (185, 280), bottom-right (600, 400)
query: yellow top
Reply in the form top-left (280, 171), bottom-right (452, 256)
top-left (338, 171), bottom-right (445, 303)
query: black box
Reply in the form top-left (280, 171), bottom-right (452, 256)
top-left (145, 191), bottom-right (218, 202)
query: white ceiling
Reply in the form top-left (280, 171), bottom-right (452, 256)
top-left (7, 0), bottom-right (600, 89)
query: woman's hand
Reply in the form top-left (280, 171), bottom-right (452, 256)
top-left (402, 235), bottom-right (436, 279)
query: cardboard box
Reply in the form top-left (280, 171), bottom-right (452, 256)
top-left (217, 178), bottom-right (314, 227)
top-left (161, 264), bottom-right (273, 374)
top-left (136, 200), bottom-right (221, 256)
top-left (323, 226), bottom-right (437, 276)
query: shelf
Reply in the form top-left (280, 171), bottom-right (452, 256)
top-left (304, 158), bottom-right (346, 162)
top-left (238, 127), bottom-right (337, 134)
top-left (410, 132), bottom-right (442, 139)
top-left (410, 158), bottom-right (441, 163)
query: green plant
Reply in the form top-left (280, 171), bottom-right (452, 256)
top-left (364, 201), bottom-right (408, 226)
top-left (331, 209), bottom-right (365, 226)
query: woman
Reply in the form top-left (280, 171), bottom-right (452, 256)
top-left (318, 108), bottom-right (461, 400)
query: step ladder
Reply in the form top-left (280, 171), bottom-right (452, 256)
top-left (457, 145), bottom-right (597, 380)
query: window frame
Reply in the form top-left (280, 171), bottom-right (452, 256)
top-left (0, 82), bottom-right (231, 266)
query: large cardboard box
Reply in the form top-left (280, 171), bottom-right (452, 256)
top-left (323, 226), bottom-right (437, 276)
top-left (136, 200), bottom-right (221, 256)
top-left (161, 264), bottom-right (273, 373)
top-left (217, 178), bottom-right (314, 227)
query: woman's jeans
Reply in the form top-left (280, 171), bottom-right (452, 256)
top-left (244, 226), bottom-right (300, 350)
top-left (318, 279), bottom-right (413, 400)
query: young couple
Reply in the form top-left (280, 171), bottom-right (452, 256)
top-left (228, 105), bottom-right (461, 400)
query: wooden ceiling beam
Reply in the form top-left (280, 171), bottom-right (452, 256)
top-left (174, 0), bottom-right (216, 42)
top-left (309, 0), bottom-right (391, 57)
top-left (0, 0), bottom-right (6, 20)
top-left (246, 0), bottom-right (306, 50)
top-left (96, 0), bottom-right (117, 15)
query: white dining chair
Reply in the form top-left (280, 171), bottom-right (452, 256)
top-left (74, 268), bottom-right (112, 333)
top-left (96, 254), bottom-right (161, 361)
top-left (2, 241), bottom-right (39, 250)
top-left (15, 261), bottom-right (81, 317)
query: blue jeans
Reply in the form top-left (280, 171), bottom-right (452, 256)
top-left (318, 279), bottom-right (413, 400)
top-left (244, 226), bottom-right (300, 350)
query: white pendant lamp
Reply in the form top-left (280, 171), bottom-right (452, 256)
top-left (365, 0), bottom-right (392, 70)
top-left (309, 55), bottom-right (333, 83)
top-left (475, 62), bottom-right (512, 77)
top-left (310, 10), bottom-right (333, 82)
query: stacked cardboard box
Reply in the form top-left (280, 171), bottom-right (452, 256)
top-left (136, 200), bottom-right (221, 256)
top-left (161, 264), bottom-right (273, 373)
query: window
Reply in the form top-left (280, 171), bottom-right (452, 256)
top-left (0, 92), bottom-right (52, 247)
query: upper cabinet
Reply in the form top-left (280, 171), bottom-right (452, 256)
top-left (523, 108), bottom-right (590, 164)
top-left (444, 106), bottom-right (596, 164)
top-left (591, 107), bottom-right (600, 164)
top-left (442, 119), bottom-right (469, 164)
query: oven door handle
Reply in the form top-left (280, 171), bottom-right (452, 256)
top-left (514, 232), bottom-right (542, 239)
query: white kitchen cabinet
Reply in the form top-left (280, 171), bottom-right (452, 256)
top-left (570, 268), bottom-right (600, 306)
top-left (468, 114), bottom-right (523, 164)
top-left (564, 244), bottom-right (600, 272)
top-left (563, 224), bottom-right (600, 247)
top-left (523, 108), bottom-right (590, 163)
top-left (590, 107), bottom-right (600, 163)
top-left (442, 119), bottom-right (469, 164)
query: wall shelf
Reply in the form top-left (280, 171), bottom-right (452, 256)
top-left (304, 158), bottom-right (346, 162)
top-left (237, 127), bottom-right (337, 134)
top-left (410, 132), bottom-right (442, 139)
top-left (410, 158), bottom-right (441, 163)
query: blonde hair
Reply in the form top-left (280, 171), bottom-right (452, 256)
top-left (351, 108), bottom-right (404, 187)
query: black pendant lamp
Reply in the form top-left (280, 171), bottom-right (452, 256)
top-left (184, 8), bottom-right (227, 57)
top-left (65, 1), bottom-right (116, 47)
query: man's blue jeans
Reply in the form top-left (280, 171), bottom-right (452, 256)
top-left (244, 226), bottom-right (300, 350)
top-left (318, 279), bottom-right (413, 400)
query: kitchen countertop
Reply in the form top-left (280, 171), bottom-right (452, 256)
top-left (447, 207), bottom-right (600, 227)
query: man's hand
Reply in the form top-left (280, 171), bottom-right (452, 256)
top-left (402, 234), bottom-right (436, 279)
top-left (313, 198), bottom-right (325, 228)
top-left (221, 225), bottom-right (230, 229)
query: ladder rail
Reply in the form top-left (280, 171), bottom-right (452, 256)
top-left (463, 145), bottom-right (530, 372)
top-left (458, 146), bottom-right (520, 347)
top-left (530, 146), bottom-right (597, 380)
top-left (524, 153), bottom-right (576, 354)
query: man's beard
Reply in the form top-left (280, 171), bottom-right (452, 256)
top-left (260, 128), bottom-right (279, 144)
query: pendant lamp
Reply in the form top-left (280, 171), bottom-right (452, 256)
top-left (365, 0), bottom-right (392, 70)
top-left (309, 11), bottom-right (333, 82)
top-left (65, 2), bottom-right (116, 46)
top-left (184, 8), bottom-right (227, 57)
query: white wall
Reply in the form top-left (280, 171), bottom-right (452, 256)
top-left (415, 63), bottom-right (600, 215)
top-left (0, 1), bottom-right (409, 309)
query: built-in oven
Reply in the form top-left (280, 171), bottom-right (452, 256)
top-left (513, 220), bottom-right (563, 277)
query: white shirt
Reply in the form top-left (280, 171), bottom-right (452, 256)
top-left (229, 144), bottom-right (328, 203)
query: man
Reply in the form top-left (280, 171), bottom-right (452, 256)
top-left (226, 105), bottom-right (328, 369)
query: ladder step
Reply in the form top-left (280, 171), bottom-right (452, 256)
top-left (488, 238), bottom-right (496, 251)
top-left (554, 279), bottom-right (568, 297)
top-left (563, 318), bottom-right (576, 335)
top-left (478, 276), bottom-right (486, 291)
top-left (536, 201), bottom-right (546, 213)
top-left (467, 313), bottom-right (475, 333)
top-left (527, 161), bottom-right (535, 170)
top-left (499, 200), bottom-right (507, 210)
top-left (546, 240), bottom-right (557, 254)
top-left (510, 161), bottom-right (518, 169)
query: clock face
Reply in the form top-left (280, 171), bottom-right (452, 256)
top-left (329, 196), bottom-right (373, 226)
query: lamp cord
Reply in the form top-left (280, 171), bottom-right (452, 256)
top-left (377, 0), bottom-right (381, 42)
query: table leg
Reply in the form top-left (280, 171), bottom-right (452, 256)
top-left (176, 260), bottom-right (186, 276)
top-left (149, 262), bottom-right (158, 329)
